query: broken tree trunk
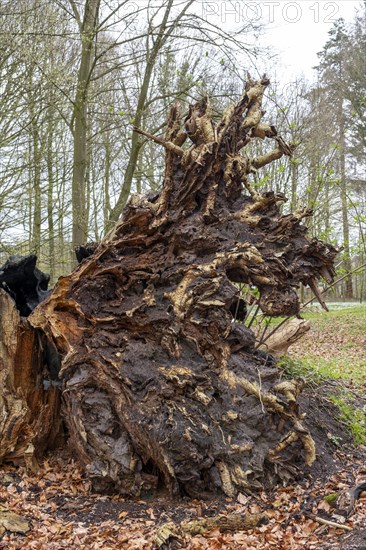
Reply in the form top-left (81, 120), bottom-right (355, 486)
top-left (257, 318), bottom-right (311, 357)
top-left (27, 77), bottom-right (337, 497)
top-left (0, 290), bottom-right (62, 468)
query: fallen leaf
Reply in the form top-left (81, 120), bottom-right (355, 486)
top-left (317, 501), bottom-right (331, 512)
top-left (0, 509), bottom-right (30, 533)
top-left (237, 493), bottom-right (249, 505)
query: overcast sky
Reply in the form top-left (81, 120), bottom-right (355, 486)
top-left (200, 0), bottom-right (362, 82)
top-left (261, 0), bottom-right (362, 78)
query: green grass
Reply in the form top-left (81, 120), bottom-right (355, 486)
top-left (329, 394), bottom-right (366, 446)
top-left (301, 305), bottom-right (366, 333)
top-left (278, 356), bottom-right (323, 383)
top-left (271, 305), bottom-right (366, 382)
top-left (301, 355), bottom-right (365, 382)
top-left (255, 306), bottom-right (366, 382)
top-left (279, 355), bottom-right (366, 446)
top-left (277, 305), bottom-right (366, 445)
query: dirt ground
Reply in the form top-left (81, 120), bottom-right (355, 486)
top-left (1, 448), bottom-right (365, 549)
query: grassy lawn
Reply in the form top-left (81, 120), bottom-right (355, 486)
top-left (290, 305), bottom-right (366, 382)
top-left (282, 305), bottom-right (366, 445)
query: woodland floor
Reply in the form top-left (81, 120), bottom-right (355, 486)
top-left (1, 306), bottom-right (365, 549)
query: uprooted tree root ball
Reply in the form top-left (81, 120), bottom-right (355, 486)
top-left (3, 77), bottom-right (338, 498)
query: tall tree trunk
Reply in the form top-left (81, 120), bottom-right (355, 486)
top-left (306, 161), bottom-right (317, 236)
top-left (339, 104), bottom-right (353, 299)
top-left (290, 158), bottom-right (298, 213)
top-left (31, 128), bottom-right (42, 257)
top-left (103, 141), bottom-right (111, 233)
top-left (324, 181), bottom-right (330, 239)
top-left (47, 103), bottom-right (55, 282)
top-left (71, 0), bottom-right (101, 258)
top-left (27, 79), bottom-right (42, 257)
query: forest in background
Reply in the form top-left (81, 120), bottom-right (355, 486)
top-left (0, 0), bottom-right (365, 300)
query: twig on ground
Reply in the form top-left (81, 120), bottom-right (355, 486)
top-left (314, 516), bottom-right (352, 531)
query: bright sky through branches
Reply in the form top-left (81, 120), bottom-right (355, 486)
top-left (199, 0), bottom-right (362, 80)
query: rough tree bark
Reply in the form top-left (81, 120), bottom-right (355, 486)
top-left (0, 256), bottom-right (62, 468)
top-left (17, 77), bottom-right (337, 498)
top-left (0, 290), bottom-right (61, 469)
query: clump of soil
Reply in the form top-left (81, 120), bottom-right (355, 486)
top-left (300, 383), bottom-right (355, 480)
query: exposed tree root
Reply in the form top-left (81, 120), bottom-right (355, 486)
top-left (0, 77), bottom-right (338, 498)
